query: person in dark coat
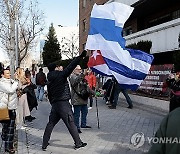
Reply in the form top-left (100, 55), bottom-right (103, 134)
top-left (42, 50), bottom-right (87, 151)
top-left (23, 78), bottom-right (38, 111)
top-left (148, 107), bottom-right (180, 154)
top-left (102, 78), bottom-right (114, 104)
top-left (108, 77), bottom-right (133, 109)
top-left (36, 68), bottom-right (47, 101)
top-left (23, 77), bottom-right (38, 121)
top-left (166, 71), bottom-right (180, 112)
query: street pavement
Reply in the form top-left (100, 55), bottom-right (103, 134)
top-left (1, 96), bottom-right (168, 154)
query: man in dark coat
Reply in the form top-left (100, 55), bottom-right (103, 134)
top-left (36, 68), bottom-right (47, 101)
top-left (148, 107), bottom-right (180, 154)
top-left (166, 72), bottom-right (180, 112)
top-left (42, 50), bottom-right (87, 151)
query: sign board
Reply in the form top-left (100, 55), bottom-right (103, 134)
top-left (138, 64), bottom-right (173, 97)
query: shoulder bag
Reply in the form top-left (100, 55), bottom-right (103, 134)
top-left (0, 95), bottom-right (10, 121)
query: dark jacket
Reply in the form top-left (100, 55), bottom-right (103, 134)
top-left (70, 73), bottom-right (90, 106)
top-left (166, 78), bottom-right (180, 111)
top-left (166, 78), bottom-right (180, 92)
top-left (36, 71), bottom-right (47, 86)
top-left (23, 83), bottom-right (38, 111)
top-left (102, 78), bottom-right (116, 102)
top-left (148, 107), bottom-right (180, 154)
top-left (47, 56), bottom-right (82, 104)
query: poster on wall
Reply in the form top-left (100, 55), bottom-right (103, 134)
top-left (138, 64), bottom-right (173, 97)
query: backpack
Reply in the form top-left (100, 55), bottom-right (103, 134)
top-left (78, 88), bottom-right (89, 100)
top-left (36, 73), bottom-right (46, 86)
top-left (72, 79), bottom-right (89, 100)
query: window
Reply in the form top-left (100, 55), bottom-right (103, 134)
top-left (83, 43), bottom-right (86, 50)
top-left (148, 14), bottom-right (171, 28)
top-left (83, 19), bottom-right (86, 32)
top-left (123, 26), bottom-right (133, 36)
top-left (172, 10), bottom-right (180, 20)
top-left (83, 0), bottom-right (86, 8)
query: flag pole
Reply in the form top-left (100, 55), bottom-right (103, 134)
top-left (107, 79), bottom-right (114, 104)
top-left (95, 90), bottom-right (100, 129)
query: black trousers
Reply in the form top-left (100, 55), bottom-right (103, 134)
top-left (42, 100), bottom-right (82, 147)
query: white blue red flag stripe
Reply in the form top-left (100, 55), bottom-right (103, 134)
top-left (86, 2), bottom-right (154, 90)
top-left (88, 50), bottom-right (112, 76)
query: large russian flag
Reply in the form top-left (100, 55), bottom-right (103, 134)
top-left (86, 2), bottom-right (154, 91)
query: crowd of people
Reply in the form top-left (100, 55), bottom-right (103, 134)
top-left (2, 50), bottom-right (179, 153)
top-left (0, 64), bottom-right (47, 153)
top-left (0, 50), bottom-right (135, 153)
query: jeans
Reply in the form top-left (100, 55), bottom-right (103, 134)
top-left (112, 84), bottom-right (133, 107)
top-left (73, 105), bottom-right (88, 129)
top-left (36, 85), bottom-right (44, 101)
top-left (42, 100), bottom-right (82, 147)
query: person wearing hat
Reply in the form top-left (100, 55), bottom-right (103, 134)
top-left (42, 50), bottom-right (87, 151)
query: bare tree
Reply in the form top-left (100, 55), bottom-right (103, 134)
top-left (0, 0), bottom-right (19, 75)
top-left (18, 0), bottom-right (44, 65)
top-left (0, 0), bottom-right (44, 74)
top-left (60, 32), bottom-right (79, 59)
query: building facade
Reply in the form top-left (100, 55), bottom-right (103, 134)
top-left (79, 0), bottom-right (180, 64)
top-left (79, 0), bottom-right (108, 52)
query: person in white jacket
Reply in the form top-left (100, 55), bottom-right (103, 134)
top-left (0, 66), bottom-right (18, 154)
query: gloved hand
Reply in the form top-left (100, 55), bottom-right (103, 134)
top-left (95, 91), bottom-right (101, 97)
top-left (80, 50), bottom-right (87, 58)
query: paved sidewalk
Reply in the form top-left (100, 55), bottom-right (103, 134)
top-left (1, 97), bottom-right (168, 154)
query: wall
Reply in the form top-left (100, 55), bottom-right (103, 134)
top-left (125, 18), bottom-right (180, 54)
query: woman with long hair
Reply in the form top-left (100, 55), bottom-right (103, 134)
top-left (15, 68), bottom-right (31, 129)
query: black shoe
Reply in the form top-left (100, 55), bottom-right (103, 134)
top-left (5, 149), bottom-right (15, 154)
top-left (25, 116), bottom-right (29, 120)
top-left (42, 143), bottom-right (49, 151)
top-left (26, 118), bottom-right (32, 122)
top-left (30, 116), bottom-right (36, 120)
top-left (127, 105), bottom-right (133, 109)
top-left (42, 146), bottom-right (47, 151)
top-left (108, 105), bottom-right (116, 109)
top-left (25, 116), bottom-right (36, 122)
top-left (78, 129), bottom-right (82, 133)
top-left (81, 126), bottom-right (91, 129)
top-left (74, 142), bottom-right (87, 150)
